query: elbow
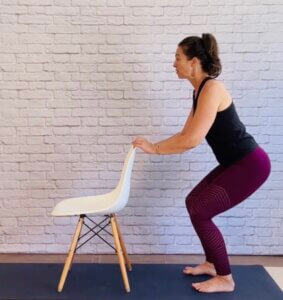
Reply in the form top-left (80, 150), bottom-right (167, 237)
top-left (181, 135), bottom-right (201, 151)
top-left (191, 137), bottom-right (202, 148)
top-left (186, 140), bottom-right (199, 150)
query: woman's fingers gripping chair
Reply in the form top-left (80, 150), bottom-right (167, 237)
top-left (51, 146), bottom-right (136, 293)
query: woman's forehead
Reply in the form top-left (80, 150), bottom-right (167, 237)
top-left (176, 47), bottom-right (185, 56)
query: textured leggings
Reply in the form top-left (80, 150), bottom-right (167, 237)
top-left (185, 147), bottom-right (271, 275)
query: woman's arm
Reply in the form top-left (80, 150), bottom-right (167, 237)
top-left (132, 110), bottom-right (193, 154)
top-left (150, 108), bottom-right (193, 150)
top-left (153, 110), bottom-right (193, 154)
top-left (153, 132), bottom-right (194, 154)
top-left (132, 81), bottom-right (222, 154)
top-left (155, 132), bottom-right (181, 147)
top-left (153, 82), bottom-right (221, 154)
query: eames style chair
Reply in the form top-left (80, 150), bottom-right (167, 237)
top-left (51, 145), bottom-right (136, 293)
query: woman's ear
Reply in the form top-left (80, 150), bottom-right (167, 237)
top-left (191, 57), bottom-right (199, 67)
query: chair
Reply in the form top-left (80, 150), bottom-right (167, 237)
top-left (51, 145), bottom-right (136, 293)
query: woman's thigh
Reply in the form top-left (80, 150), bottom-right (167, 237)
top-left (186, 147), bottom-right (271, 218)
top-left (187, 164), bottom-right (225, 198)
top-left (212, 147), bottom-right (271, 208)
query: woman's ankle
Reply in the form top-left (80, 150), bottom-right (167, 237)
top-left (205, 261), bottom-right (215, 267)
top-left (217, 274), bottom-right (234, 282)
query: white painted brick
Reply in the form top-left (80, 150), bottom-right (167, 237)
top-left (157, 0), bottom-right (188, 6)
top-left (20, 34), bottom-right (54, 44)
top-left (0, 1), bottom-right (281, 255)
top-left (19, 15), bottom-right (53, 25)
top-left (49, 7), bottom-right (79, 16)
top-left (107, 0), bottom-right (123, 6)
top-left (0, 208), bottom-right (29, 217)
top-left (71, 0), bottom-right (91, 6)
top-left (97, 7), bottom-right (131, 16)
top-left (20, 161), bottom-right (52, 171)
top-left (124, 0), bottom-right (155, 6)
top-left (19, 0), bottom-right (52, 4)
top-left (46, 117), bottom-right (81, 127)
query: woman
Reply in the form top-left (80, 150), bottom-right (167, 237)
top-left (132, 33), bottom-right (271, 293)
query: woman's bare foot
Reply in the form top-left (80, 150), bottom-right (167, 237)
top-left (183, 261), bottom-right (217, 276)
top-left (192, 274), bottom-right (235, 293)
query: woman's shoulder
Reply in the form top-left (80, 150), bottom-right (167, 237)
top-left (206, 78), bottom-right (226, 90)
top-left (204, 78), bottom-right (230, 96)
top-left (205, 79), bottom-right (232, 110)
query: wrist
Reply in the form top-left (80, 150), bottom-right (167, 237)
top-left (153, 143), bottom-right (160, 154)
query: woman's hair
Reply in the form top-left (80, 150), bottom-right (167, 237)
top-left (178, 33), bottom-right (222, 78)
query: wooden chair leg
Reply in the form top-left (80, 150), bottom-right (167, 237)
top-left (110, 216), bottom-right (130, 293)
top-left (113, 215), bottom-right (132, 271)
top-left (57, 216), bottom-right (84, 292)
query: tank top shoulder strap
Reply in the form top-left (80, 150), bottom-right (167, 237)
top-left (193, 76), bottom-right (212, 113)
top-left (193, 76), bottom-right (212, 102)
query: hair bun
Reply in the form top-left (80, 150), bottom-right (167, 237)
top-left (201, 33), bottom-right (221, 77)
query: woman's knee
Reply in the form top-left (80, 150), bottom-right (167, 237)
top-left (185, 194), bottom-right (193, 212)
top-left (185, 195), bottom-right (210, 222)
top-left (185, 195), bottom-right (198, 218)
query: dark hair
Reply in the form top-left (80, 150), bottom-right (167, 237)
top-left (178, 33), bottom-right (222, 78)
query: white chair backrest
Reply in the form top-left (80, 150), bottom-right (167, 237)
top-left (111, 145), bottom-right (136, 212)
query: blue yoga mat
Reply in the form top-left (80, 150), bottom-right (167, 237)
top-left (0, 263), bottom-right (282, 300)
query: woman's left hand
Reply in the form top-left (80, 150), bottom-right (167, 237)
top-left (132, 137), bottom-right (156, 154)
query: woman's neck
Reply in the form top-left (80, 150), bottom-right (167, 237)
top-left (189, 73), bottom-right (210, 95)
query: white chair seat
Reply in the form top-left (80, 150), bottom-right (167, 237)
top-left (51, 190), bottom-right (119, 216)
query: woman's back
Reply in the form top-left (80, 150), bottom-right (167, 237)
top-left (193, 77), bottom-right (258, 166)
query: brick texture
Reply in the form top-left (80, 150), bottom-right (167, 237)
top-left (0, 0), bottom-right (282, 255)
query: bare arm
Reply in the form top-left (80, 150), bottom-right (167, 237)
top-left (155, 132), bottom-right (180, 146)
top-left (154, 82), bottom-right (221, 154)
top-left (152, 109), bottom-right (194, 150)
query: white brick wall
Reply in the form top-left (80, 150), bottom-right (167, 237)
top-left (0, 0), bottom-right (282, 255)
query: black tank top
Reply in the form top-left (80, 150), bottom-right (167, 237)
top-left (193, 77), bottom-right (258, 166)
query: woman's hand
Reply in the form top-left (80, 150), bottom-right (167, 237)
top-left (132, 137), bottom-right (156, 154)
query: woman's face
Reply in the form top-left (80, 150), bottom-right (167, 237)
top-left (173, 46), bottom-right (193, 79)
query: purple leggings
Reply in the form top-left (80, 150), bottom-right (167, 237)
top-left (185, 147), bottom-right (271, 275)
